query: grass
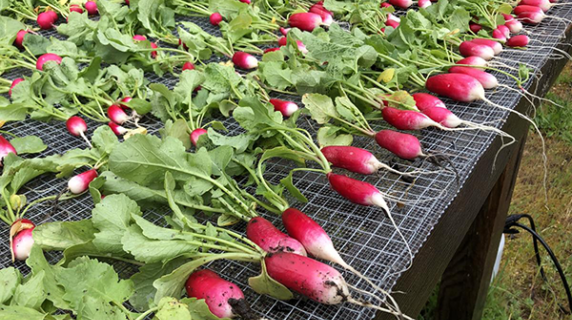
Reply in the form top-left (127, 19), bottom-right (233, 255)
top-left (420, 63), bottom-right (572, 320)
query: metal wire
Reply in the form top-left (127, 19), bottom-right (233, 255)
top-left (1, 3), bottom-right (572, 319)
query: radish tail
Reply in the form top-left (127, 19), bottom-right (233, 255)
top-left (79, 131), bottom-right (93, 148)
top-left (347, 297), bottom-right (415, 320)
top-left (482, 97), bottom-right (549, 208)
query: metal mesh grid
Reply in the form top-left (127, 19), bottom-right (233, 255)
top-left (2, 4), bottom-right (572, 319)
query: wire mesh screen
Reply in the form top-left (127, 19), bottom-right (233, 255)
top-left (2, 3), bottom-right (572, 320)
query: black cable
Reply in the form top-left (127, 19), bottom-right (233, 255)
top-left (504, 214), bottom-right (572, 314)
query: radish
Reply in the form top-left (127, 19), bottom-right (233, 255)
top-left (12, 228), bottom-right (34, 261)
top-left (36, 53), bottom-right (62, 71)
top-left (380, 2), bottom-right (393, 8)
top-left (388, 0), bottom-right (412, 9)
top-left (263, 47), bottom-right (281, 54)
top-left (459, 41), bottom-right (495, 60)
top-left (517, 11), bottom-right (545, 24)
top-left (519, 0), bottom-right (552, 11)
top-left (412, 93), bottom-right (446, 109)
top-left (269, 99), bottom-right (299, 117)
top-left (469, 39), bottom-right (503, 55)
top-left (426, 73), bottom-right (484, 102)
top-left (70, 4), bottom-right (84, 14)
top-left (278, 37), bottom-right (308, 54)
top-left (108, 122), bottom-right (128, 136)
top-left (0, 135), bottom-right (17, 166)
top-left (375, 130), bottom-right (423, 160)
top-left (37, 12), bottom-right (57, 30)
top-left (288, 12), bottom-right (323, 32)
top-left (418, 0), bottom-right (432, 8)
top-left (150, 43), bottom-right (158, 58)
top-left (381, 107), bottom-right (442, 130)
top-left (85, 1), bottom-right (98, 15)
top-left (413, 94), bottom-right (463, 128)
top-left (281, 208), bottom-right (403, 301)
top-left (506, 35), bottom-right (530, 47)
top-left (183, 61), bottom-right (195, 70)
top-left (133, 35), bottom-right (147, 41)
top-left (185, 270), bottom-right (255, 319)
top-left (68, 169), bottom-right (98, 194)
top-left (14, 30), bottom-right (28, 49)
top-left (386, 18), bottom-right (400, 28)
top-left (107, 105), bottom-right (129, 124)
top-left (246, 216), bottom-right (307, 256)
top-left (514, 5), bottom-right (544, 15)
top-left (502, 13), bottom-right (514, 21)
top-left (9, 78), bottom-right (24, 97)
top-left (279, 27), bottom-right (290, 35)
top-left (448, 66), bottom-right (499, 89)
top-left (309, 2), bottom-right (333, 26)
top-left (492, 29), bottom-right (507, 42)
top-left (190, 128), bottom-right (208, 146)
top-left (125, 0), bottom-right (130, 4)
top-left (456, 56), bottom-right (488, 67)
top-left (239, 0), bottom-right (251, 4)
top-left (210, 12), bottom-right (223, 26)
top-left (327, 172), bottom-right (389, 208)
top-left (469, 23), bottom-right (482, 33)
top-left (66, 116), bottom-right (93, 147)
top-left (119, 96), bottom-right (132, 110)
top-left (497, 25), bottom-right (510, 38)
top-left (232, 52), bottom-right (258, 69)
top-left (321, 146), bottom-right (391, 175)
top-left (264, 252), bottom-right (407, 317)
top-left (505, 19), bottom-right (523, 33)
top-left (265, 252), bottom-right (350, 305)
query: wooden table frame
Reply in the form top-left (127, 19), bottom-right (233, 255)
top-left (377, 25), bottom-right (572, 320)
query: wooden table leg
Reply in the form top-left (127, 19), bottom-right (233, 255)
top-left (436, 132), bottom-right (528, 320)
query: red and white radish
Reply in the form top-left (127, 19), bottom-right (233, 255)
top-left (388, 0), bottom-right (412, 9)
top-left (36, 53), bottom-right (62, 71)
top-left (68, 169), bottom-right (98, 194)
top-left (514, 5), bottom-right (544, 15)
top-left (269, 99), bottom-right (299, 117)
top-left (190, 128), bottom-right (208, 146)
top-left (448, 66), bottom-right (499, 89)
top-left (327, 172), bottom-right (389, 209)
top-left (246, 216), bottom-right (307, 256)
top-left (265, 252), bottom-right (350, 305)
top-left (185, 269), bottom-right (252, 319)
top-left (381, 107), bottom-right (443, 130)
top-left (288, 12), bottom-right (323, 32)
top-left (0, 135), bottom-right (17, 166)
top-left (133, 35), bottom-right (147, 41)
top-left (459, 41), bottom-right (495, 60)
top-left (70, 4), bottom-right (84, 14)
top-left (321, 146), bottom-right (389, 175)
top-left (380, 2), bottom-right (393, 8)
top-left (150, 43), bottom-right (158, 58)
top-left (210, 12), bottom-right (223, 26)
top-left (108, 122), bottom-right (128, 136)
top-left (12, 228), bottom-right (34, 261)
top-left (9, 78), bottom-right (24, 97)
top-left (66, 116), bottom-right (93, 147)
top-left (506, 35), bottom-right (530, 47)
top-left (107, 105), bottom-right (129, 124)
top-left (37, 12), bottom-right (57, 30)
top-left (497, 25), bottom-right (510, 38)
top-left (412, 93), bottom-right (446, 109)
top-left (375, 130), bottom-right (423, 160)
top-left (519, 0), bottom-right (552, 11)
top-left (425, 73), bottom-right (485, 102)
top-left (232, 52), bottom-right (258, 70)
top-left (264, 47), bottom-right (281, 54)
top-left (280, 27), bottom-right (290, 35)
top-left (469, 39), bottom-right (503, 55)
top-left (492, 28), bottom-right (507, 42)
top-left (505, 19), bottom-right (524, 33)
top-left (14, 30), bottom-right (28, 49)
top-left (418, 0), bottom-right (432, 8)
top-left (278, 37), bottom-right (308, 54)
top-left (85, 1), bottom-right (98, 15)
top-left (309, 2), bottom-right (333, 26)
top-left (517, 11), bottom-right (545, 24)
